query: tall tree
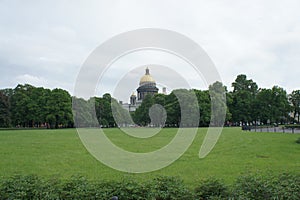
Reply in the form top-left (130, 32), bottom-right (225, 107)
top-left (10, 84), bottom-right (33, 127)
top-left (173, 89), bottom-right (199, 127)
top-left (95, 94), bottom-right (116, 127)
top-left (289, 90), bottom-right (300, 123)
top-left (73, 97), bottom-right (97, 127)
top-left (230, 74), bottom-right (258, 124)
top-left (194, 89), bottom-right (211, 126)
top-left (255, 88), bottom-right (273, 124)
top-left (0, 90), bottom-right (11, 127)
top-left (209, 81), bottom-right (229, 126)
top-left (162, 89), bottom-right (200, 127)
top-left (270, 86), bottom-right (290, 124)
top-left (111, 98), bottom-right (133, 127)
top-left (164, 91), bottom-right (180, 127)
top-left (134, 94), bottom-right (154, 126)
top-left (255, 86), bottom-right (290, 124)
top-left (46, 88), bottom-right (73, 128)
top-left (150, 94), bottom-right (167, 127)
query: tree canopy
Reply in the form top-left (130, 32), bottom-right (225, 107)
top-left (0, 74), bottom-right (298, 128)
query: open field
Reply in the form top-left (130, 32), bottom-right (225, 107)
top-left (0, 128), bottom-right (299, 187)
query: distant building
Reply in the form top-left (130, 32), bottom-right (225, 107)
top-left (122, 67), bottom-right (159, 111)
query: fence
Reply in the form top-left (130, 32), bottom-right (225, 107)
top-left (246, 126), bottom-right (300, 133)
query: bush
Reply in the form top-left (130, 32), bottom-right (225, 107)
top-left (273, 173), bottom-right (300, 199)
top-left (34, 177), bottom-right (61, 199)
top-left (97, 178), bottom-right (152, 200)
top-left (0, 173), bottom-right (299, 199)
top-left (194, 178), bottom-right (229, 199)
top-left (150, 176), bottom-right (193, 200)
top-left (232, 174), bottom-right (275, 199)
top-left (232, 173), bottom-right (300, 200)
top-left (0, 174), bottom-right (42, 199)
top-left (60, 176), bottom-right (97, 199)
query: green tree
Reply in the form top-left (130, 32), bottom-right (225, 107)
top-left (164, 92), bottom-right (180, 127)
top-left (194, 89), bottom-right (211, 126)
top-left (28, 87), bottom-right (51, 127)
top-left (230, 74), bottom-right (258, 124)
top-left (209, 81), bottom-right (229, 126)
top-left (10, 84), bottom-right (33, 127)
top-left (255, 88), bottom-right (272, 124)
top-left (46, 88), bottom-right (73, 128)
top-left (94, 94), bottom-right (116, 127)
top-left (270, 86), bottom-right (290, 124)
top-left (0, 90), bottom-right (11, 127)
top-left (134, 94), bottom-right (154, 126)
top-left (10, 84), bottom-right (54, 128)
top-left (255, 86), bottom-right (290, 124)
top-left (173, 89), bottom-right (199, 127)
top-left (111, 98), bottom-right (133, 127)
top-left (289, 90), bottom-right (300, 123)
top-left (153, 93), bottom-right (166, 106)
top-left (162, 89), bottom-right (200, 127)
top-left (72, 97), bottom-right (97, 127)
top-left (152, 94), bottom-right (167, 127)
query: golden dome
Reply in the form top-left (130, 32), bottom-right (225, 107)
top-left (139, 67), bottom-right (156, 85)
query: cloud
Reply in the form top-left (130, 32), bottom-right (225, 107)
top-left (0, 0), bottom-right (300, 96)
top-left (15, 74), bottom-right (48, 86)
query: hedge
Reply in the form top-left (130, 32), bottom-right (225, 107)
top-left (0, 173), bottom-right (299, 199)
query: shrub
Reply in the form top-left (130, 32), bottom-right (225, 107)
top-left (93, 180), bottom-right (116, 199)
top-left (150, 176), bottom-right (193, 200)
top-left (0, 174), bottom-right (42, 199)
top-left (273, 173), bottom-right (300, 199)
top-left (35, 177), bottom-right (61, 199)
top-left (97, 178), bottom-right (152, 200)
top-left (232, 174), bottom-right (274, 200)
top-left (0, 174), bottom-right (299, 199)
top-left (60, 176), bottom-right (97, 199)
top-left (194, 178), bottom-right (229, 199)
top-left (232, 173), bottom-right (300, 200)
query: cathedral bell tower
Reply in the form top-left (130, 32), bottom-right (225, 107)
top-left (130, 92), bottom-right (136, 105)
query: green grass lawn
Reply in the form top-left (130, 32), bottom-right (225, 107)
top-left (0, 128), bottom-right (299, 187)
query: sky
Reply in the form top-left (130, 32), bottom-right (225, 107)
top-left (1, 0), bottom-right (300, 102)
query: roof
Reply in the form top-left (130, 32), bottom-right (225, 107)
top-left (139, 67), bottom-right (156, 85)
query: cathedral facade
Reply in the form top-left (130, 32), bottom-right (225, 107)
top-left (122, 67), bottom-right (159, 112)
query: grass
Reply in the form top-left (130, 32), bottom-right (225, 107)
top-left (0, 127), bottom-right (299, 187)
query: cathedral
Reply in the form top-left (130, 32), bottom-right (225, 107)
top-left (122, 67), bottom-right (159, 112)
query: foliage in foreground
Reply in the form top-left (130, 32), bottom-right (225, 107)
top-left (0, 173), bottom-right (299, 200)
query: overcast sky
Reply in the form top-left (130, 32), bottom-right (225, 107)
top-left (1, 0), bottom-right (300, 102)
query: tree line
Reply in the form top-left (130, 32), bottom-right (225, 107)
top-left (0, 84), bottom-right (73, 128)
top-left (0, 74), bottom-right (299, 128)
